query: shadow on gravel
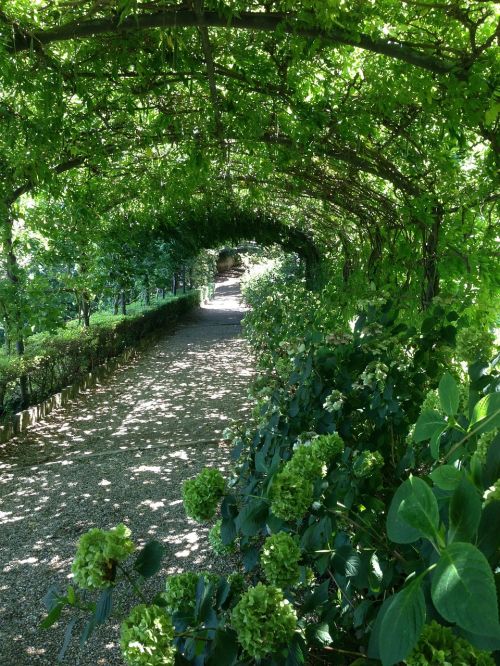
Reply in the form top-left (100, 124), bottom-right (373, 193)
top-left (0, 274), bottom-right (254, 665)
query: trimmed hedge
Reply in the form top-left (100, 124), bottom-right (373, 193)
top-left (0, 291), bottom-right (200, 420)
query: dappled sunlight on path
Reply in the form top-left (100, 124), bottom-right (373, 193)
top-left (0, 274), bottom-right (254, 665)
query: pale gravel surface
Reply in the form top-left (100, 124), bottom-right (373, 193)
top-left (0, 275), bottom-right (254, 666)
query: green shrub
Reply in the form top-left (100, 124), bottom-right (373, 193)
top-left (0, 292), bottom-right (200, 419)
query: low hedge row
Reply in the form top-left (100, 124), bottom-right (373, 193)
top-left (0, 291), bottom-right (201, 420)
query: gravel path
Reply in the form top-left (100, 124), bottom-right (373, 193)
top-left (0, 274), bottom-right (254, 665)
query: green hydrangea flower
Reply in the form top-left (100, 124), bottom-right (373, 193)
top-left (208, 520), bottom-right (237, 556)
top-left (163, 572), bottom-right (218, 614)
top-left (231, 583), bottom-right (297, 659)
top-left (261, 532), bottom-right (301, 588)
top-left (312, 433), bottom-right (344, 463)
top-left (456, 326), bottom-right (496, 364)
top-left (182, 468), bottom-right (226, 521)
top-left (288, 444), bottom-right (325, 481)
top-left (120, 604), bottom-right (176, 666)
top-left (352, 451), bottom-right (384, 479)
top-left (72, 523), bottom-right (134, 590)
top-left (405, 621), bottom-right (494, 665)
top-left (483, 478), bottom-right (500, 506)
top-left (270, 467), bottom-right (314, 521)
top-left (163, 572), bottom-right (199, 613)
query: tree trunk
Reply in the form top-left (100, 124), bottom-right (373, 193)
top-left (182, 265), bottom-right (187, 294)
top-left (172, 274), bottom-right (178, 296)
top-left (120, 290), bottom-right (127, 315)
top-left (113, 295), bottom-right (119, 315)
top-left (161, 288), bottom-right (166, 299)
top-left (421, 206), bottom-right (442, 309)
top-left (82, 292), bottom-right (90, 328)
top-left (1, 205), bottom-right (29, 406)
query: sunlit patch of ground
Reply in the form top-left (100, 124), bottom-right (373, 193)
top-left (0, 275), bottom-right (254, 665)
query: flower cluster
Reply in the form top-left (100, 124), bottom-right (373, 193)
top-left (208, 520), bottom-right (237, 556)
top-left (231, 583), bottom-right (297, 659)
top-left (324, 389), bottom-right (344, 412)
top-left (352, 450), bottom-right (384, 479)
top-left (483, 479), bottom-right (500, 506)
top-left (406, 621), bottom-right (494, 665)
top-left (312, 433), bottom-right (344, 463)
top-left (289, 444), bottom-right (325, 480)
top-left (456, 326), bottom-right (496, 364)
top-left (359, 361), bottom-right (389, 390)
top-left (72, 523), bottom-right (134, 590)
top-left (182, 468), bottom-right (226, 521)
top-left (260, 532), bottom-right (301, 588)
top-left (120, 604), bottom-right (176, 666)
top-left (163, 572), bottom-right (199, 613)
top-left (270, 467), bottom-right (314, 521)
top-left (270, 434), bottom-right (344, 520)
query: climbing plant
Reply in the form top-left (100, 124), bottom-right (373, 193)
top-left (0, 0), bottom-right (498, 663)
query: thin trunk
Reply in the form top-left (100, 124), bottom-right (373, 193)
top-left (421, 206), bottom-right (442, 309)
top-left (172, 274), bottom-right (178, 296)
top-left (113, 295), bottom-right (119, 315)
top-left (182, 265), bottom-right (187, 294)
top-left (120, 290), bottom-right (127, 315)
top-left (82, 292), bottom-right (90, 328)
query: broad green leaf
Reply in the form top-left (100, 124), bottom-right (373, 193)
top-left (438, 372), bottom-right (459, 416)
top-left (134, 540), bottom-right (164, 578)
top-left (429, 426), bottom-right (446, 459)
top-left (207, 628), bottom-right (239, 666)
top-left (414, 410), bottom-right (447, 443)
top-left (387, 476), bottom-right (439, 544)
top-left (469, 393), bottom-right (500, 435)
top-left (431, 542), bottom-right (500, 636)
top-left (94, 588), bottom-right (113, 625)
top-left (40, 602), bottom-right (63, 629)
top-left (306, 622), bottom-right (332, 646)
top-left (57, 619), bottom-right (76, 663)
top-left (379, 581), bottom-right (426, 666)
top-left (448, 478), bottom-right (481, 543)
top-left (429, 465), bottom-right (462, 491)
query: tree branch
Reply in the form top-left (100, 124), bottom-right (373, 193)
top-left (9, 9), bottom-right (458, 75)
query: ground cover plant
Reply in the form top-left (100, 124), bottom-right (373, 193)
top-left (0, 0), bottom-right (498, 663)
